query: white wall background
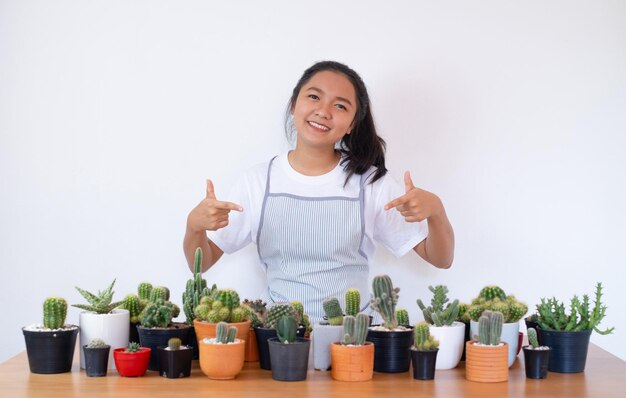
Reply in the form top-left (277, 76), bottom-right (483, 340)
top-left (1, 0), bottom-right (625, 364)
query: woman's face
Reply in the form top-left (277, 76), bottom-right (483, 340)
top-left (291, 70), bottom-right (358, 151)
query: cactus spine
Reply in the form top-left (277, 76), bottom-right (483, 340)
top-left (276, 315), bottom-right (297, 343)
top-left (370, 275), bottom-right (399, 330)
top-left (43, 297), bottom-right (67, 329)
top-left (477, 310), bottom-right (503, 345)
top-left (527, 328), bottom-right (539, 348)
top-left (323, 297), bottom-right (343, 325)
top-left (414, 321), bottom-right (439, 351)
top-left (396, 309), bottom-right (410, 326)
top-left (345, 288), bottom-right (360, 317)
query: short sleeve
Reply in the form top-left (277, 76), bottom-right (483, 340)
top-left (372, 174), bottom-right (429, 257)
top-left (208, 174), bottom-right (253, 254)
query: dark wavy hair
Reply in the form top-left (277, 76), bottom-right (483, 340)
top-left (285, 60), bottom-right (387, 184)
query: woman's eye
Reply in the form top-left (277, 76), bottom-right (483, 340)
top-left (335, 104), bottom-right (347, 111)
top-left (308, 94), bottom-right (319, 100)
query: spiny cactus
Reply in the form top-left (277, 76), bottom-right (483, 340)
top-left (395, 309), bottom-right (410, 326)
top-left (480, 286), bottom-right (506, 301)
top-left (140, 298), bottom-right (177, 328)
top-left (477, 310), bottom-right (503, 346)
top-left (345, 288), bottom-right (360, 317)
top-left (265, 303), bottom-right (300, 329)
top-left (72, 279), bottom-right (123, 314)
top-left (150, 286), bottom-right (170, 302)
top-left (276, 315), bottom-right (297, 344)
top-left (527, 328), bottom-right (539, 348)
top-left (125, 342), bottom-right (141, 353)
top-left (119, 294), bottom-right (144, 324)
top-left (370, 275), bottom-right (399, 330)
top-left (468, 286), bottom-right (527, 323)
top-left (43, 297), bottom-right (67, 329)
top-left (341, 313), bottom-right (370, 346)
top-left (183, 248), bottom-right (217, 324)
top-left (291, 301), bottom-right (312, 337)
top-left (417, 285), bottom-right (460, 327)
top-left (323, 297), bottom-right (343, 326)
top-left (86, 338), bottom-right (109, 349)
top-left (457, 302), bottom-right (471, 323)
top-left (414, 322), bottom-right (439, 351)
top-left (138, 282), bottom-right (153, 301)
top-left (193, 289), bottom-right (249, 324)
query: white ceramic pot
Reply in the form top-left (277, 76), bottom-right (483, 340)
top-left (428, 321), bottom-right (465, 369)
top-left (470, 320), bottom-right (519, 367)
top-left (312, 323), bottom-right (344, 370)
top-left (79, 309), bottom-right (129, 369)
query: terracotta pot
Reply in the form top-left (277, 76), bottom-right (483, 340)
top-left (465, 340), bottom-right (509, 383)
top-left (113, 347), bottom-right (151, 377)
top-left (198, 339), bottom-right (245, 380)
top-left (245, 327), bottom-right (259, 362)
top-left (330, 342), bottom-right (374, 382)
top-left (194, 319), bottom-right (250, 347)
top-left (470, 320), bottom-right (519, 368)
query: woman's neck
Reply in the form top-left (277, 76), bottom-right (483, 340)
top-left (288, 147), bottom-right (341, 176)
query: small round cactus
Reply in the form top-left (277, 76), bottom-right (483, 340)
top-left (168, 338), bottom-right (182, 350)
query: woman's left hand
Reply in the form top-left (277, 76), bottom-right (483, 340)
top-left (384, 171), bottom-right (444, 222)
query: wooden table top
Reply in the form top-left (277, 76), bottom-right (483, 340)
top-left (3, 343), bottom-right (625, 398)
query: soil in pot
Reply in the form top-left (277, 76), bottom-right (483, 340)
top-left (83, 345), bottom-right (111, 377)
top-left (23, 326), bottom-right (79, 374)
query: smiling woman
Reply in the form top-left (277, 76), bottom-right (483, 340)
top-left (183, 60), bottom-right (455, 321)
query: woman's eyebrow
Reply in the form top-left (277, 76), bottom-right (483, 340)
top-left (306, 86), bottom-right (353, 107)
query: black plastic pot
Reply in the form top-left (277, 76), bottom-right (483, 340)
top-left (411, 349), bottom-right (438, 380)
top-left (366, 326), bottom-right (414, 373)
top-left (83, 345), bottom-right (110, 377)
top-left (23, 326), bottom-right (79, 374)
top-left (539, 329), bottom-right (591, 373)
top-left (129, 322), bottom-right (140, 344)
top-left (460, 320), bottom-right (471, 361)
top-left (267, 337), bottom-right (310, 381)
top-left (188, 326), bottom-right (199, 360)
top-left (523, 346), bottom-right (550, 379)
top-left (158, 346), bottom-right (193, 378)
top-left (254, 326), bottom-right (277, 370)
top-left (137, 323), bottom-right (192, 371)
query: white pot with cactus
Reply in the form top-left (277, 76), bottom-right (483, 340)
top-left (416, 285), bottom-right (465, 369)
top-left (73, 279), bottom-right (129, 370)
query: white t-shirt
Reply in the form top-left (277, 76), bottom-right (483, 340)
top-left (209, 152), bottom-right (428, 261)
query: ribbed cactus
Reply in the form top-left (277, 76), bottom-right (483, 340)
top-left (341, 313), bottom-right (369, 346)
top-left (370, 275), bottom-right (399, 330)
top-left (323, 297), bottom-right (343, 325)
top-left (150, 286), bottom-right (170, 302)
top-left (168, 337), bottom-right (182, 350)
top-left (477, 310), bottom-right (503, 346)
top-left (417, 285), bottom-right (460, 327)
top-left (72, 279), bottom-right (123, 314)
top-left (43, 297), bottom-right (67, 329)
top-left (468, 286), bottom-right (527, 323)
top-left (140, 298), bottom-right (177, 328)
top-left (413, 321), bottom-right (439, 351)
top-left (265, 303), bottom-right (300, 329)
top-left (396, 309), bottom-right (410, 326)
top-left (182, 248), bottom-right (216, 324)
top-left (527, 328), bottom-right (539, 348)
top-left (119, 294), bottom-right (144, 324)
top-left (276, 315), bottom-right (297, 343)
top-left (345, 288), bottom-right (360, 317)
top-left (457, 302), bottom-right (470, 323)
top-left (138, 282), bottom-right (153, 301)
top-left (214, 321), bottom-right (237, 343)
top-left (479, 286), bottom-right (506, 301)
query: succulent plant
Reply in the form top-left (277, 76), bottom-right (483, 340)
top-left (467, 286), bottom-right (528, 323)
top-left (345, 288), bottom-right (360, 317)
top-left (72, 279), bottom-right (123, 314)
top-left (43, 297), bottom-right (67, 329)
top-left (341, 313), bottom-right (370, 346)
top-left (140, 298), bottom-right (178, 328)
top-left (86, 338), bottom-right (109, 349)
top-left (395, 309), bottom-right (410, 326)
top-left (323, 297), bottom-right (343, 326)
top-left (264, 303), bottom-right (300, 329)
top-left (369, 275), bottom-right (400, 330)
top-left (125, 341), bottom-right (141, 353)
top-left (182, 248), bottom-right (216, 324)
top-left (457, 302), bottom-right (471, 323)
top-left (242, 298), bottom-right (267, 327)
top-left (477, 310), bottom-right (503, 346)
top-left (417, 285), bottom-right (460, 327)
top-left (527, 328), bottom-right (539, 349)
top-left (118, 294), bottom-right (144, 324)
top-left (413, 321), bottom-right (439, 351)
top-left (276, 315), bottom-right (297, 344)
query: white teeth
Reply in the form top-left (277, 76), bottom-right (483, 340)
top-left (309, 121), bottom-right (330, 131)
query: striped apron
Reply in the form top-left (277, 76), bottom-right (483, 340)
top-left (257, 157), bottom-right (370, 322)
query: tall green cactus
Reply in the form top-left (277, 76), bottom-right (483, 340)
top-left (182, 248), bottom-right (216, 324)
top-left (43, 297), bottom-right (67, 329)
top-left (396, 309), bottom-right (410, 326)
top-left (345, 288), bottom-right (360, 317)
top-left (477, 310), bottom-right (503, 346)
top-left (214, 321), bottom-right (237, 344)
top-left (323, 297), bottom-right (343, 326)
top-left (417, 285), bottom-right (460, 327)
top-left (276, 315), bottom-right (297, 343)
top-left (341, 313), bottom-right (370, 346)
top-left (370, 275), bottom-right (399, 330)
top-left (414, 321), bottom-right (439, 351)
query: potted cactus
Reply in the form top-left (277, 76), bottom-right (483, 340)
top-left (330, 313), bottom-right (374, 381)
top-left (72, 279), bottom-right (129, 371)
top-left (198, 321), bottom-right (245, 379)
top-left (312, 296), bottom-right (345, 371)
top-left (268, 315), bottom-right (311, 381)
top-left (117, 293), bottom-right (145, 344)
top-left (522, 328), bottom-right (550, 379)
top-left (23, 297), bottom-right (79, 374)
top-left (252, 302), bottom-right (303, 370)
top-left (136, 285), bottom-right (191, 371)
top-left (82, 338), bottom-right (111, 377)
top-left (113, 342), bottom-right (151, 377)
top-left (465, 310), bottom-right (509, 383)
top-left (410, 322), bottom-right (439, 380)
top-left (535, 282), bottom-right (614, 373)
top-left (467, 285), bottom-right (528, 367)
top-left (366, 275), bottom-right (414, 373)
top-left (416, 285), bottom-right (465, 370)
top-left (158, 337), bottom-right (193, 378)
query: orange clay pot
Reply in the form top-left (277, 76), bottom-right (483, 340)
top-left (465, 340), bottom-right (509, 383)
top-left (198, 339), bottom-right (245, 380)
top-left (330, 342), bottom-right (374, 382)
top-left (193, 319), bottom-right (250, 347)
top-left (244, 327), bottom-right (259, 362)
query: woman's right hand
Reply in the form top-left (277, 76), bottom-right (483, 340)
top-left (186, 179), bottom-right (243, 233)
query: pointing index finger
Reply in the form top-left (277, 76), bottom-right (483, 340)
top-left (213, 200), bottom-right (243, 212)
top-left (384, 194), bottom-right (408, 211)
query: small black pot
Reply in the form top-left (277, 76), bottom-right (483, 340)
top-left (137, 323), bottom-right (192, 371)
top-left (366, 326), bottom-right (414, 373)
top-left (129, 322), bottom-right (140, 344)
top-left (83, 345), bottom-right (110, 377)
top-left (267, 337), bottom-right (310, 381)
top-left (411, 348), bottom-right (438, 380)
top-left (254, 326), bottom-right (277, 370)
top-left (158, 346), bottom-right (193, 378)
top-left (538, 329), bottom-right (591, 373)
top-left (523, 346), bottom-right (550, 379)
top-left (188, 326), bottom-right (199, 360)
top-left (459, 320), bottom-right (471, 361)
top-left (23, 326), bottom-right (79, 374)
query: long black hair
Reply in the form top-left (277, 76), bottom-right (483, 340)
top-left (285, 61), bottom-right (387, 184)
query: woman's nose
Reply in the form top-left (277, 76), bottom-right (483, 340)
top-left (315, 102), bottom-right (332, 119)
